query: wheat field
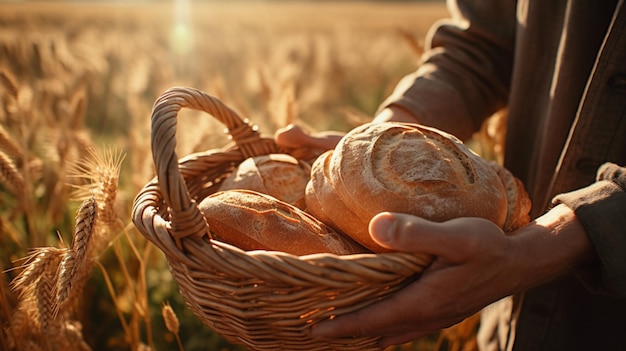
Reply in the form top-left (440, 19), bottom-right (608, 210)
top-left (0, 1), bottom-right (489, 350)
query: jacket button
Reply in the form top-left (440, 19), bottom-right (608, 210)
top-left (608, 74), bottom-right (626, 92)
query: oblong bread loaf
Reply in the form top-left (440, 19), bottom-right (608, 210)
top-left (326, 123), bottom-right (508, 249)
top-left (198, 189), bottom-right (367, 256)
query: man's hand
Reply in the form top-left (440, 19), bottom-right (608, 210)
top-left (274, 124), bottom-right (344, 160)
top-left (311, 213), bottom-right (515, 347)
top-left (311, 206), bottom-right (593, 348)
top-left (273, 106), bottom-right (418, 158)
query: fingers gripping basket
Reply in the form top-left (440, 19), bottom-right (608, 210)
top-left (131, 87), bottom-right (431, 351)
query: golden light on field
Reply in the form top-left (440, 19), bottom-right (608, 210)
top-left (0, 2), bottom-right (487, 351)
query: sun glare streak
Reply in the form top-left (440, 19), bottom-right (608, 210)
top-left (170, 0), bottom-right (195, 77)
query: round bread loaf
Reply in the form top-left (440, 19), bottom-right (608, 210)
top-left (305, 150), bottom-right (385, 252)
top-left (198, 189), bottom-right (367, 256)
top-left (310, 122), bottom-right (510, 252)
top-left (218, 154), bottom-right (311, 209)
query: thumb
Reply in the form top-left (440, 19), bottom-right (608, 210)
top-left (274, 124), bottom-right (309, 149)
top-left (368, 212), bottom-right (460, 256)
top-left (274, 124), bottom-right (343, 150)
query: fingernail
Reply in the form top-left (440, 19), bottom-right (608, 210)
top-left (370, 213), bottom-right (396, 244)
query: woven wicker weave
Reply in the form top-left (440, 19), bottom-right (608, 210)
top-left (131, 87), bottom-right (432, 350)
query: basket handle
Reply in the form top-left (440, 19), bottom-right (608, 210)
top-left (150, 87), bottom-right (279, 247)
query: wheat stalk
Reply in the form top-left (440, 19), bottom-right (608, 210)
top-left (162, 302), bottom-right (183, 351)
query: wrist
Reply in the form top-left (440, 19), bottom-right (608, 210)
top-left (373, 105), bottom-right (421, 124)
top-left (507, 204), bottom-right (595, 293)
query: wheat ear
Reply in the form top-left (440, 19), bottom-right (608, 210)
top-left (162, 302), bottom-right (183, 351)
top-left (9, 247), bottom-right (67, 342)
top-left (68, 146), bottom-right (125, 229)
top-left (35, 258), bottom-right (58, 334)
top-left (71, 197), bottom-right (98, 265)
top-left (0, 68), bottom-right (19, 97)
top-left (54, 197), bottom-right (98, 313)
top-left (11, 248), bottom-right (65, 297)
top-left (0, 124), bottom-right (22, 158)
top-left (54, 250), bottom-right (76, 315)
top-left (0, 150), bottom-right (25, 195)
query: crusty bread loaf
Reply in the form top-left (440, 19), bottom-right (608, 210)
top-left (198, 189), bottom-right (367, 255)
top-left (308, 122), bottom-right (510, 252)
top-left (306, 150), bottom-right (388, 252)
top-left (218, 154), bottom-right (311, 209)
top-left (489, 162), bottom-right (532, 232)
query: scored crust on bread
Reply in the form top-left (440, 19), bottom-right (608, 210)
top-left (318, 122), bottom-right (508, 249)
top-left (305, 150), bottom-right (385, 252)
top-left (218, 154), bottom-right (311, 209)
top-left (198, 189), bottom-right (367, 256)
top-left (489, 162), bottom-right (532, 232)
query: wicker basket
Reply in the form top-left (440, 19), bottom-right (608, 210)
top-left (131, 87), bottom-right (432, 351)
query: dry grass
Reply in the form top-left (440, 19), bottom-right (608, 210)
top-left (0, 1), bottom-right (493, 350)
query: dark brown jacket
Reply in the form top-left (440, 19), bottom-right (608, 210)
top-left (379, 0), bottom-right (626, 349)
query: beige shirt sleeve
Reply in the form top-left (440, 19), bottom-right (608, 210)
top-left (378, 0), bottom-right (517, 141)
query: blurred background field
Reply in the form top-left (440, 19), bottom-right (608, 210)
top-left (0, 1), bottom-right (487, 350)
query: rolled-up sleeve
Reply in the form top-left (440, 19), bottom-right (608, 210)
top-left (378, 0), bottom-right (517, 141)
top-left (552, 162), bottom-right (626, 296)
